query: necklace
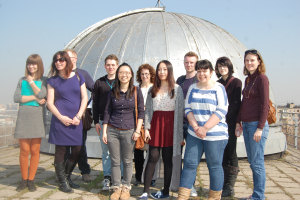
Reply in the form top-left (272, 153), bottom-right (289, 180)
top-left (245, 76), bottom-right (257, 98)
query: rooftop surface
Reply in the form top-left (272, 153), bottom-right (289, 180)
top-left (0, 145), bottom-right (299, 200)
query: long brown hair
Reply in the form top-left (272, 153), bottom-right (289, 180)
top-left (49, 51), bottom-right (73, 77)
top-left (112, 63), bottom-right (134, 100)
top-left (25, 54), bottom-right (44, 79)
top-left (151, 60), bottom-right (175, 99)
top-left (243, 49), bottom-right (266, 75)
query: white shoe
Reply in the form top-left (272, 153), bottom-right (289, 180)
top-left (101, 178), bottom-right (110, 190)
top-left (190, 185), bottom-right (197, 197)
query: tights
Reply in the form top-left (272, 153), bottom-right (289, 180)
top-left (144, 146), bottom-right (173, 195)
top-left (19, 138), bottom-right (41, 180)
top-left (54, 145), bottom-right (81, 164)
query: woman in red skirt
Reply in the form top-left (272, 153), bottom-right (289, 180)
top-left (139, 60), bottom-right (184, 200)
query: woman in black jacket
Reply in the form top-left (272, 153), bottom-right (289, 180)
top-left (215, 57), bottom-right (242, 197)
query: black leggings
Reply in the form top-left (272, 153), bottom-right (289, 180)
top-left (143, 146), bottom-right (173, 195)
top-left (55, 145), bottom-right (81, 164)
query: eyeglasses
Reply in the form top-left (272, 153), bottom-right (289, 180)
top-left (141, 73), bottom-right (150, 77)
top-left (55, 57), bottom-right (66, 63)
top-left (118, 71), bottom-right (131, 76)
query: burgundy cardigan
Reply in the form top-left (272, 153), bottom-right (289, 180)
top-left (237, 70), bottom-right (269, 129)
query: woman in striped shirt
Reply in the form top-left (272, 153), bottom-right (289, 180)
top-left (178, 59), bottom-right (228, 200)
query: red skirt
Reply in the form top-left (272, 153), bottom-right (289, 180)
top-left (148, 111), bottom-right (174, 147)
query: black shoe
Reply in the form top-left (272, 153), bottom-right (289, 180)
top-left (16, 179), bottom-right (27, 191)
top-left (27, 180), bottom-right (36, 192)
top-left (150, 180), bottom-right (156, 187)
top-left (134, 180), bottom-right (142, 186)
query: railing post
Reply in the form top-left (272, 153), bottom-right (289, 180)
top-left (294, 114), bottom-right (298, 149)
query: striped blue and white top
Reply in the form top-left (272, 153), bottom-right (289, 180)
top-left (185, 82), bottom-right (229, 141)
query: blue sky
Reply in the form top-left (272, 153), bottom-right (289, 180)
top-left (0, 0), bottom-right (299, 105)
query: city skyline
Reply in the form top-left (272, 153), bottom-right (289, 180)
top-left (0, 0), bottom-right (299, 105)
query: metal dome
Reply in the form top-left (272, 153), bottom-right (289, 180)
top-left (66, 7), bottom-right (246, 80)
top-left (41, 7), bottom-right (286, 158)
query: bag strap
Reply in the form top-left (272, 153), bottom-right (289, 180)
top-left (225, 76), bottom-right (235, 89)
top-left (134, 87), bottom-right (138, 124)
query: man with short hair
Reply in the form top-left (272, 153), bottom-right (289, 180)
top-left (93, 54), bottom-right (119, 190)
top-left (66, 49), bottom-right (95, 183)
top-left (176, 51), bottom-right (199, 197)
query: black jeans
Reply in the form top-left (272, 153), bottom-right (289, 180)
top-left (222, 124), bottom-right (238, 167)
top-left (65, 130), bottom-right (91, 174)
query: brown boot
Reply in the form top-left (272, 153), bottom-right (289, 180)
top-left (177, 187), bottom-right (191, 200)
top-left (120, 185), bottom-right (131, 200)
top-left (110, 187), bottom-right (122, 200)
top-left (208, 189), bottom-right (222, 200)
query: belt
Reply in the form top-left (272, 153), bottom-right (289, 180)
top-left (108, 124), bottom-right (130, 131)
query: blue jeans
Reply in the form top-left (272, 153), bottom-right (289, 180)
top-left (243, 121), bottom-right (269, 200)
top-left (180, 133), bottom-right (228, 191)
top-left (99, 121), bottom-right (111, 177)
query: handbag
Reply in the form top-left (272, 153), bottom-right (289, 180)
top-left (82, 107), bottom-right (93, 131)
top-left (267, 99), bottom-right (276, 124)
top-left (134, 87), bottom-right (148, 150)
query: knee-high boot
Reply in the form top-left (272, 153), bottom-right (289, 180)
top-left (65, 160), bottom-right (80, 189)
top-left (54, 162), bottom-right (73, 193)
top-left (222, 165), bottom-right (239, 197)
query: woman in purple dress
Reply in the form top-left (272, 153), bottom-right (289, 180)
top-left (47, 51), bottom-right (88, 193)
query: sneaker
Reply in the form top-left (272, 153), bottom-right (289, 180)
top-left (190, 185), bottom-right (197, 197)
top-left (16, 179), bottom-right (27, 191)
top-left (139, 192), bottom-right (148, 200)
top-left (82, 174), bottom-right (92, 183)
top-left (101, 177), bottom-right (111, 190)
top-left (150, 190), bottom-right (169, 199)
top-left (27, 180), bottom-right (36, 192)
top-left (151, 180), bottom-right (156, 187)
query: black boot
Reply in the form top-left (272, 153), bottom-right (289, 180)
top-left (65, 160), bottom-right (80, 189)
top-left (16, 179), bottom-right (27, 191)
top-left (222, 165), bottom-right (239, 197)
top-left (55, 162), bottom-right (73, 193)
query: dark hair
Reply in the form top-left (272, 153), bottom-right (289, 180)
top-left (215, 57), bottom-right (234, 78)
top-left (49, 51), bottom-right (73, 77)
top-left (195, 59), bottom-right (214, 72)
top-left (113, 62), bottom-right (134, 99)
top-left (25, 54), bottom-right (44, 79)
top-left (105, 54), bottom-right (119, 65)
top-left (243, 49), bottom-right (266, 75)
top-left (136, 64), bottom-right (156, 85)
top-left (151, 60), bottom-right (175, 99)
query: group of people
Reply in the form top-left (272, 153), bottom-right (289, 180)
top-left (14, 48), bottom-right (270, 200)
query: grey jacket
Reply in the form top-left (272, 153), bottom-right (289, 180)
top-left (144, 84), bottom-right (184, 191)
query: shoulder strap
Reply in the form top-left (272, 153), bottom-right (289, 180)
top-left (134, 87), bottom-right (138, 123)
top-left (225, 76), bottom-right (235, 89)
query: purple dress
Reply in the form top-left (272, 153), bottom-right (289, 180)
top-left (47, 74), bottom-right (85, 146)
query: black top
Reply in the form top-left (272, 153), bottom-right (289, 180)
top-left (103, 87), bottom-right (145, 130)
top-left (176, 75), bottom-right (198, 99)
top-left (93, 75), bottom-right (115, 123)
top-left (218, 75), bottom-right (242, 127)
top-left (76, 68), bottom-right (94, 92)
